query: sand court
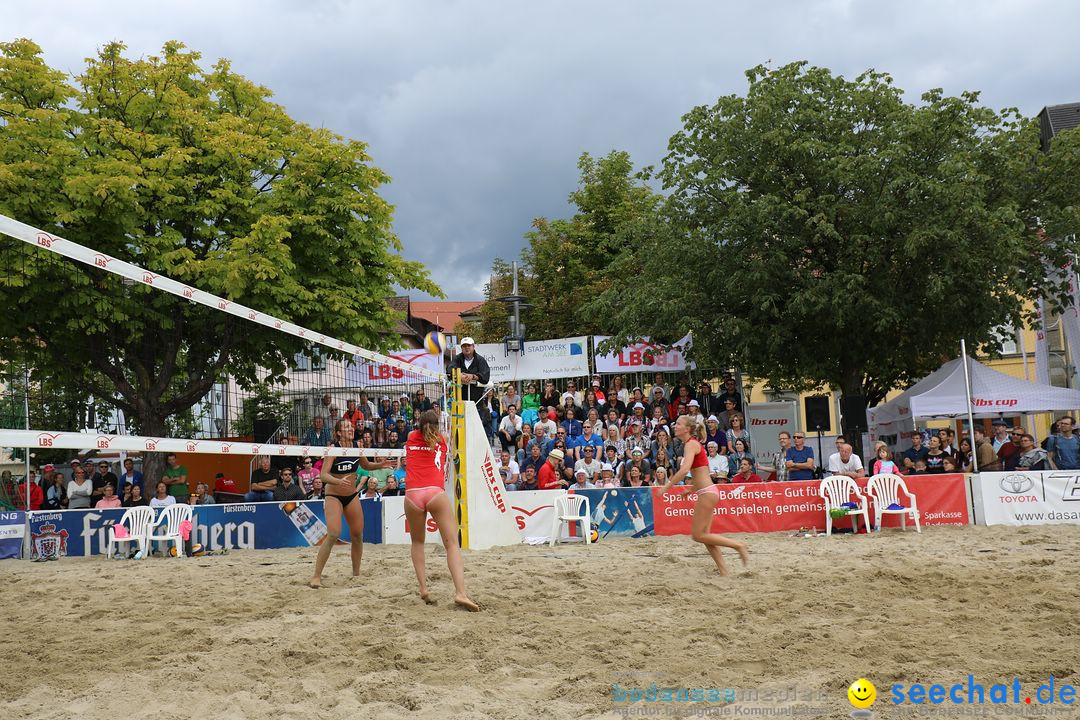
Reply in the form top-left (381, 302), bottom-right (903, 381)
top-left (2, 524), bottom-right (1078, 719)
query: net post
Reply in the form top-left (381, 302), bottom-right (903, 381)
top-left (451, 368), bottom-right (468, 549)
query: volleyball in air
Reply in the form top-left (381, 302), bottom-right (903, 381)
top-left (424, 331), bottom-right (448, 355)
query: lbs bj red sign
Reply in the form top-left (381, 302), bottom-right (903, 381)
top-left (345, 349), bottom-right (443, 386)
top-left (593, 334), bottom-right (694, 374)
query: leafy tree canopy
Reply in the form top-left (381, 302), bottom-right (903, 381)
top-left (590, 62), bottom-right (1080, 439)
top-left (0, 39), bottom-right (439, 460)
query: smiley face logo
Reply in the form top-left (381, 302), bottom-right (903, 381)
top-left (848, 678), bottom-right (876, 709)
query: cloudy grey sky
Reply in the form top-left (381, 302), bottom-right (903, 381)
top-left (7, 0), bottom-right (1079, 300)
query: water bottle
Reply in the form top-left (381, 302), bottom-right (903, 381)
top-left (281, 502), bottom-right (329, 546)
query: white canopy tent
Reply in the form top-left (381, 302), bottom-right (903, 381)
top-left (867, 356), bottom-right (1080, 436)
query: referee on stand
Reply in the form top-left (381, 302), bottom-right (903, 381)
top-left (448, 337), bottom-right (492, 425)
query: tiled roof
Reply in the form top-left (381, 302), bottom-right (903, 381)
top-left (409, 301), bottom-right (484, 332)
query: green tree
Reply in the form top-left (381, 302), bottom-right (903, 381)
top-left (0, 39), bottom-right (439, 482)
top-left (473, 150), bottom-right (661, 342)
top-left (593, 62), bottom-right (1080, 448)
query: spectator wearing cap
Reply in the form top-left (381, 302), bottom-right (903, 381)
top-left (623, 418), bottom-right (651, 460)
top-left (603, 444), bottom-right (622, 474)
top-left (590, 378), bottom-right (606, 404)
top-left (649, 385), bottom-right (668, 417)
top-left (538, 449), bottom-right (567, 490)
top-left (648, 373), bottom-right (670, 402)
top-left (596, 463), bottom-right (618, 488)
top-left (624, 401), bottom-right (648, 431)
top-left (621, 447), bottom-right (652, 485)
top-left (569, 468), bottom-right (595, 490)
top-left (574, 445), bottom-right (602, 481)
top-left (686, 399), bottom-right (702, 421)
top-left (705, 416), bottom-right (725, 450)
top-left (718, 377), bottom-right (743, 412)
top-left (94, 482), bottom-right (121, 509)
top-left (448, 335), bottom-right (492, 420)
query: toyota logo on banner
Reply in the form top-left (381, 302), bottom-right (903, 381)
top-left (1000, 474), bottom-right (1035, 494)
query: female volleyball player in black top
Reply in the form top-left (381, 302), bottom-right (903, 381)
top-left (310, 418), bottom-right (396, 588)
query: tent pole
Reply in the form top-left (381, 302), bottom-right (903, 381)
top-left (961, 339), bottom-right (979, 473)
top-left (1017, 325), bottom-right (1036, 437)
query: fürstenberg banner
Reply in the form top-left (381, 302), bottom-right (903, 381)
top-left (593, 335), bottom-right (694, 374)
top-left (474, 337), bottom-right (589, 383)
top-left (973, 471), bottom-right (1080, 525)
top-left (745, 402), bottom-right (798, 472)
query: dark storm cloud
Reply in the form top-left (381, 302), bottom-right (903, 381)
top-left (6, 0), bottom-right (1079, 298)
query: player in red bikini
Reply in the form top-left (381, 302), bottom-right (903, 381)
top-left (663, 414), bottom-right (749, 575)
top-left (404, 409), bottom-right (479, 611)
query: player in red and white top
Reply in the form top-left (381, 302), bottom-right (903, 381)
top-left (663, 414), bottom-right (749, 575)
top-left (404, 409), bottom-right (479, 611)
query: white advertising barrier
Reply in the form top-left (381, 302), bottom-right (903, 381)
top-left (0, 214), bottom-right (442, 380)
top-left (462, 401), bottom-right (523, 549)
top-left (974, 471), bottom-right (1080, 525)
top-left (593, 334), bottom-right (694, 374)
top-left (381, 495), bottom-right (444, 546)
top-left (474, 337), bottom-right (589, 383)
top-left (345, 348), bottom-right (444, 387)
top-left (745, 401), bottom-right (798, 471)
top-left (505, 489), bottom-right (561, 539)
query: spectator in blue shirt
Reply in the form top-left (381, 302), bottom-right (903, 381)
top-left (1048, 416), bottom-right (1080, 470)
top-left (561, 408), bottom-right (583, 439)
top-left (785, 432), bottom-right (816, 480)
top-left (302, 416), bottom-right (332, 447)
top-left (901, 431), bottom-right (929, 472)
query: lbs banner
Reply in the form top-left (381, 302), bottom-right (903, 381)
top-left (26, 500), bottom-right (383, 557)
top-left (593, 334), bottom-right (694, 374)
top-left (974, 471), bottom-right (1080, 525)
top-left (345, 349), bottom-right (444, 387)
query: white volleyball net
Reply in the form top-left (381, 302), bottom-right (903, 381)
top-left (0, 213), bottom-right (449, 502)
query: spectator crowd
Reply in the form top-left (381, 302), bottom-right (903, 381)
top-left (5, 372), bottom-right (1076, 511)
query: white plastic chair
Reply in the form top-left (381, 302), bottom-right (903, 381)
top-left (549, 493), bottom-right (591, 547)
top-left (865, 474), bottom-right (920, 533)
top-left (817, 476), bottom-right (871, 536)
top-left (147, 504), bottom-right (193, 558)
top-left (106, 506), bottom-right (155, 559)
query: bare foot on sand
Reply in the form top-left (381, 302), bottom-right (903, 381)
top-left (454, 593), bottom-right (481, 612)
top-left (737, 543), bottom-right (750, 568)
top-left (308, 577), bottom-right (322, 589)
top-left (420, 590), bottom-right (437, 605)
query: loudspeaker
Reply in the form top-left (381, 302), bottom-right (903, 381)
top-left (840, 396), bottom-right (867, 432)
top-left (804, 396), bottom-right (831, 432)
top-left (253, 419), bottom-right (279, 443)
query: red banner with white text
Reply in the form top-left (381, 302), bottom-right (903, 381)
top-left (651, 475), bottom-right (969, 535)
